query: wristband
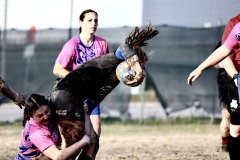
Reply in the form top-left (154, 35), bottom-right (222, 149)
top-left (233, 73), bottom-right (240, 80)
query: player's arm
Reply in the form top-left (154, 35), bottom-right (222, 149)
top-left (0, 78), bottom-right (25, 108)
top-left (217, 19), bottom-right (235, 70)
top-left (188, 45), bottom-right (231, 85)
top-left (42, 134), bottom-right (90, 160)
top-left (53, 42), bottom-right (74, 78)
top-left (220, 56), bottom-right (238, 79)
top-left (53, 63), bottom-right (69, 78)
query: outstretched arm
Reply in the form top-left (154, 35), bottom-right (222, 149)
top-left (187, 44), bottom-right (232, 85)
top-left (42, 134), bottom-right (90, 160)
top-left (0, 78), bottom-right (25, 108)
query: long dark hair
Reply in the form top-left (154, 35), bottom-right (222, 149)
top-left (22, 94), bottom-right (49, 126)
top-left (125, 24), bottom-right (159, 63)
top-left (79, 9), bottom-right (98, 33)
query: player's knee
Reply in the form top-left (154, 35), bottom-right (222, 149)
top-left (222, 108), bottom-right (230, 119)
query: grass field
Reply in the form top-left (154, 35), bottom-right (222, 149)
top-left (0, 120), bottom-right (229, 160)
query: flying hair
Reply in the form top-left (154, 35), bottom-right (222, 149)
top-left (125, 24), bottom-right (159, 48)
top-left (124, 24), bottom-right (159, 62)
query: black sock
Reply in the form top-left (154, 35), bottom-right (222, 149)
top-left (222, 136), bottom-right (229, 145)
top-left (228, 135), bottom-right (240, 160)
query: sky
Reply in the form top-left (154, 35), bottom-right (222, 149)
top-left (0, 0), bottom-right (143, 30)
top-left (1, 0), bottom-right (239, 30)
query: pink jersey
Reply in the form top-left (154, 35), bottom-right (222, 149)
top-left (16, 118), bottom-right (61, 159)
top-left (221, 15), bottom-right (240, 71)
top-left (56, 34), bottom-right (109, 71)
top-left (224, 22), bottom-right (240, 70)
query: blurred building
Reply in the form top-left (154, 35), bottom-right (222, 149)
top-left (142, 0), bottom-right (239, 28)
top-left (1, 0), bottom-right (239, 29)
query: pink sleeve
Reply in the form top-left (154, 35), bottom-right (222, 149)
top-left (101, 41), bottom-right (109, 55)
top-left (56, 41), bottom-right (75, 68)
top-left (95, 36), bottom-right (109, 55)
top-left (224, 23), bottom-right (240, 50)
top-left (29, 127), bottom-right (55, 152)
top-left (222, 19), bottom-right (233, 44)
top-left (105, 41), bottom-right (109, 53)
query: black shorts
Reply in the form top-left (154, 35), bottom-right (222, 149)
top-left (216, 69), bottom-right (240, 124)
top-left (225, 74), bottom-right (240, 125)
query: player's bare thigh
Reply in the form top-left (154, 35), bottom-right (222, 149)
top-left (230, 124), bottom-right (240, 137)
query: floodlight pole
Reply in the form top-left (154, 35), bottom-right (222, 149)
top-left (68, 0), bottom-right (74, 40)
top-left (139, 78), bottom-right (146, 124)
top-left (1, 0), bottom-right (7, 79)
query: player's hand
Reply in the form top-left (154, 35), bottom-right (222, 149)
top-left (126, 55), bottom-right (145, 87)
top-left (125, 71), bottom-right (144, 87)
top-left (83, 100), bottom-right (89, 113)
top-left (14, 93), bottom-right (25, 109)
top-left (187, 68), bottom-right (202, 86)
top-left (82, 134), bottom-right (90, 145)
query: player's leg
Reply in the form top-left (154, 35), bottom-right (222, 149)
top-left (78, 113), bottom-right (99, 160)
top-left (228, 135), bottom-right (240, 160)
top-left (90, 115), bottom-right (101, 137)
top-left (220, 105), bottom-right (230, 151)
top-left (227, 78), bottom-right (240, 159)
top-left (217, 69), bottom-right (231, 151)
top-left (86, 99), bottom-right (101, 137)
top-left (77, 100), bottom-right (101, 160)
top-left (228, 123), bottom-right (240, 159)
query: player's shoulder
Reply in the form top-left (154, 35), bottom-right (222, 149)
top-left (69, 35), bottom-right (79, 44)
top-left (64, 35), bottom-right (78, 47)
top-left (94, 35), bottom-right (107, 43)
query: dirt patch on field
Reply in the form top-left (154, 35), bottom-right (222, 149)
top-left (97, 124), bottom-right (229, 160)
top-left (0, 124), bottom-right (229, 160)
